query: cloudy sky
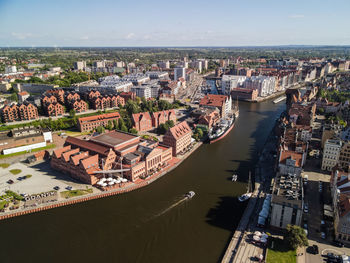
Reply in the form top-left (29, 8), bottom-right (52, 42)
top-left (0, 0), bottom-right (350, 47)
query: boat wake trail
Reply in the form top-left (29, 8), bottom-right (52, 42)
top-left (151, 197), bottom-right (188, 219)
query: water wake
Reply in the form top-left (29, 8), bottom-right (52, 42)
top-left (151, 197), bottom-right (188, 219)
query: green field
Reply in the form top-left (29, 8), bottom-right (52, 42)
top-left (60, 188), bottom-right (93, 199)
top-left (266, 238), bottom-right (296, 263)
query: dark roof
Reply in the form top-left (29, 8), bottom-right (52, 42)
top-left (65, 136), bottom-right (111, 156)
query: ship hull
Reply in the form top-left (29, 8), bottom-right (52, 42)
top-left (209, 120), bottom-right (235, 144)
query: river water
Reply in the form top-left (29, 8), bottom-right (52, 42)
top-left (0, 100), bottom-right (285, 263)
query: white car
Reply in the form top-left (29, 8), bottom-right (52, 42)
top-left (304, 204), bottom-right (309, 213)
top-left (321, 232), bottom-right (326, 239)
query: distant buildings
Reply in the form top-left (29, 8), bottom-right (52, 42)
top-left (5, 65), bottom-right (17, 74)
top-left (132, 109), bottom-right (177, 132)
top-left (174, 67), bottom-right (186, 81)
top-left (74, 61), bottom-right (86, 71)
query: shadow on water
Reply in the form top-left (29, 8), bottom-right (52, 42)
top-left (206, 101), bottom-right (285, 259)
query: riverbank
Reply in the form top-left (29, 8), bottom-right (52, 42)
top-left (0, 141), bottom-right (203, 221)
top-left (221, 121), bottom-right (279, 263)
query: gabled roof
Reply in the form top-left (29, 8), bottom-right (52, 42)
top-left (166, 121), bottom-right (191, 140)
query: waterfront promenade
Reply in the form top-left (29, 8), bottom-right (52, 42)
top-left (0, 141), bottom-right (203, 221)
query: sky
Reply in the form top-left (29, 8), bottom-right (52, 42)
top-left (0, 0), bottom-right (350, 47)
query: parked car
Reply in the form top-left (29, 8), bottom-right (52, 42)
top-left (321, 232), bottom-right (326, 239)
top-left (313, 244), bottom-right (319, 254)
top-left (66, 186), bottom-right (72, 190)
top-left (53, 186), bottom-right (60, 191)
top-left (332, 240), bottom-right (344, 247)
top-left (304, 204), bottom-right (309, 213)
top-left (7, 179), bottom-right (14, 184)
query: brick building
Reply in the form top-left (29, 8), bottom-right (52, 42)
top-left (0, 102), bottom-right (39, 122)
top-left (70, 99), bottom-right (88, 113)
top-left (52, 131), bottom-right (173, 184)
top-left (66, 92), bottom-right (80, 103)
top-left (132, 112), bottom-right (152, 132)
top-left (45, 102), bottom-right (65, 117)
top-left (151, 109), bottom-right (176, 128)
top-left (46, 89), bottom-right (65, 104)
top-left (120, 91), bottom-right (136, 102)
top-left (42, 95), bottom-right (57, 106)
top-left (77, 112), bottom-right (120, 132)
top-left (163, 121), bottom-right (192, 156)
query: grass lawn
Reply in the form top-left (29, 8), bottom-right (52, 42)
top-left (0, 163), bottom-right (10, 168)
top-left (0, 144), bottom-right (56, 159)
top-left (9, 169), bottom-right (22, 175)
top-left (60, 188), bottom-right (93, 199)
top-left (266, 238), bottom-right (296, 263)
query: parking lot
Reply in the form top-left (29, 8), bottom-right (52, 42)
top-left (0, 161), bottom-right (99, 198)
top-left (302, 160), bottom-right (350, 262)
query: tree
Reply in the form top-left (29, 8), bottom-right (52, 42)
top-left (158, 100), bottom-right (171, 110)
top-left (129, 128), bottom-right (138, 135)
top-left (9, 92), bottom-right (18, 102)
top-left (113, 119), bottom-right (118, 130)
top-left (96, 126), bottom-right (105, 134)
top-left (284, 224), bottom-right (308, 250)
top-left (106, 120), bottom-right (113, 131)
top-left (69, 109), bottom-right (76, 118)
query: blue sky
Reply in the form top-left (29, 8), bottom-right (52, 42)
top-left (0, 0), bottom-right (350, 47)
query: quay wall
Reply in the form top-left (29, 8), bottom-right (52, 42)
top-left (0, 142), bottom-right (203, 221)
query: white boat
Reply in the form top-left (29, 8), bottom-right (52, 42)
top-left (232, 174), bottom-right (238, 182)
top-left (238, 171), bottom-right (253, 202)
top-left (273, 96), bottom-right (286, 104)
top-left (238, 192), bottom-right (252, 202)
top-left (185, 191), bottom-right (195, 199)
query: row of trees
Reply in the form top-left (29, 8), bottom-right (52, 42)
top-left (126, 98), bottom-right (183, 115)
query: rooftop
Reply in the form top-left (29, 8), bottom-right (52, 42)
top-left (90, 131), bottom-right (139, 148)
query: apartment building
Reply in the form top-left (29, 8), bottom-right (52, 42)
top-left (77, 112), bottom-right (121, 132)
top-left (0, 102), bottom-right (39, 122)
top-left (322, 139), bottom-right (342, 171)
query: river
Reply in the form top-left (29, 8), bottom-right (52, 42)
top-left (0, 100), bottom-right (285, 263)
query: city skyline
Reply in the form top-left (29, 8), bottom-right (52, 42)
top-left (1, 0), bottom-right (350, 47)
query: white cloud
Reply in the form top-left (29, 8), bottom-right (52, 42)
top-left (288, 14), bottom-right (305, 19)
top-left (11, 32), bottom-right (33, 40)
top-left (125, 33), bottom-right (135, 39)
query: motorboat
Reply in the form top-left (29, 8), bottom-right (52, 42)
top-left (185, 191), bottom-right (195, 199)
top-left (238, 192), bottom-right (252, 202)
top-left (232, 174), bottom-right (238, 182)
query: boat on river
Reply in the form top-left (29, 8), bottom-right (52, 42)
top-left (238, 172), bottom-right (253, 202)
top-left (185, 191), bottom-right (195, 199)
top-left (273, 96), bottom-right (286, 104)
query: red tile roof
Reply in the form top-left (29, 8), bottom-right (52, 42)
top-left (199, 94), bottom-right (228, 108)
top-left (279, 150), bottom-right (303, 167)
top-left (167, 121), bottom-right (191, 140)
top-left (78, 112), bottom-right (120, 123)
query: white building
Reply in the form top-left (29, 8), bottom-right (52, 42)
top-left (145, 71), bottom-right (169, 80)
top-left (5, 66), bottom-right (17, 74)
top-left (322, 139), bottom-right (342, 171)
top-left (121, 74), bottom-right (150, 86)
top-left (174, 67), bottom-right (186, 81)
top-left (243, 76), bottom-right (276, 97)
top-left (221, 75), bottom-right (246, 95)
top-left (74, 61), bottom-right (86, 70)
top-left (93, 61), bottom-right (106, 68)
top-left (158, 61), bottom-right (170, 69)
top-left (131, 86), bottom-right (152, 99)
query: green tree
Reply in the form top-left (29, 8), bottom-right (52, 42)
top-left (284, 224), bottom-right (308, 250)
top-left (9, 92), bottom-right (18, 102)
top-left (69, 109), bottom-right (76, 118)
top-left (129, 128), bottom-right (138, 135)
top-left (106, 120), bottom-right (113, 131)
top-left (113, 119), bottom-right (118, 129)
top-left (96, 126), bottom-right (105, 134)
